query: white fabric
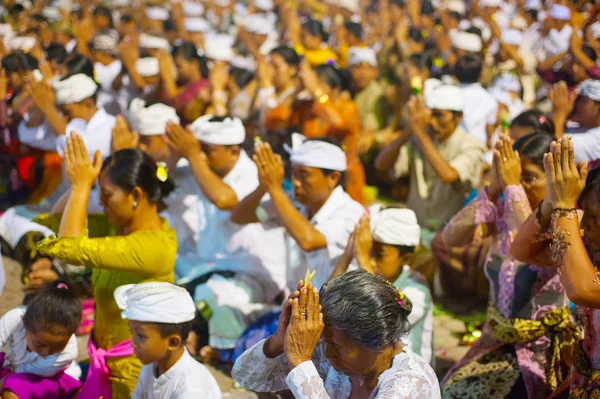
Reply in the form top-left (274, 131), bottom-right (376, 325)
top-left (550, 4), bottom-right (571, 21)
top-left (0, 307), bottom-right (81, 379)
top-left (184, 17), bottom-right (210, 32)
top-left (17, 117), bottom-right (58, 152)
top-left (140, 34), bottom-right (171, 50)
top-left (424, 82), bottom-right (465, 112)
top-left (446, 0), bottom-right (466, 15)
top-left (183, 1), bottom-right (204, 17)
top-left (255, 0), bottom-right (273, 11)
top-left (502, 29), bottom-right (523, 46)
top-left (0, 247), bottom-right (4, 296)
top-left (190, 115), bottom-right (245, 145)
top-left (232, 339), bottom-right (440, 398)
top-left (459, 83), bottom-right (499, 144)
top-left (0, 208), bottom-right (54, 249)
top-left (214, 0), bottom-right (231, 7)
top-left (566, 127), bottom-right (600, 163)
top-left (146, 7), bottom-right (169, 21)
top-left (544, 25), bottom-right (573, 57)
top-left (491, 72), bottom-right (521, 93)
top-left (524, 0), bottom-right (541, 10)
top-left (53, 73), bottom-right (98, 105)
top-left (243, 14), bottom-right (274, 36)
top-left (348, 47), bottom-right (377, 67)
top-left (288, 140), bottom-right (347, 172)
top-left (203, 33), bottom-right (235, 61)
top-left (450, 31), bottom-right (482, 52)
top-left (128, 99), bottom-right (180, 136)
top-left (115, 282), bottom-right (196, 324)
top-left (481, 0), bottom-right (502, 7)
top-left (229, 55), bottom-right (256, 71)
top-left (132, 350), bottom-right (221, 399)
top-left (472, 17), bottom-right (492, 41)
top-left (91, 30), bottom-right (119, 54)
top-left (577, 79), bottom-right (600, 102)
top-left (369, 204), bottom-right (420, 246)
top-left (135, 57), bottom-right (160, 77)
top-left (592, 22), bottom-right (600, 40)
top-left (9, 36), bottom-right (35, 51)
top-left (338, 0), bottom-right (359, 13)
top-left (94, 60), bottom-right (124, 115)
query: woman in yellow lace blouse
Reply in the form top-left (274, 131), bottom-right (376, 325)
top-left (35, 134), bottom-right (177, 399)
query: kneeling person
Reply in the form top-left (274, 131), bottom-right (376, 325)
top-left (115, 282), bottom-right (222, 399)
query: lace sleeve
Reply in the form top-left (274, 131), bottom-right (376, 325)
top-left (232, 339), bottom-right (292, 393)
top-left (285, 361), bottom-right (331, 399)
top-left (374, 351), bottom-right (441, 399)
top-left (502, 185), bottom-right (532, 235)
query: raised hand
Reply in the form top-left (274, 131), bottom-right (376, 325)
top-left (209, 61), bottom-right (230, 92)
top-left (549, 81), bottom-right (576, 121)
top-left (544, 138), bottom-right (588, 209)
top-left (111, 115), bottom-right (139, 152)
top-left (494, 135), bottom-right (522, 188)
top-left (284, 286), bottom-right (324, 368)
top-left (0, 68), bottom-right (7, 99)
top-left (64, 133), bottom-right (103, 189)
top-left (407, 95), bottom-right (431, 133)
top-left (354, 214), bottom-right (374, 273)
top-left (165, 121), bottom-right (202, 160)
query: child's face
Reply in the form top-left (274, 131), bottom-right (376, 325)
top-left (371, 241), bottom-right (414, 283)
top-left (25, 328), bottom-right (71, 357)
top-left (129, 320), bottom-right (172, 365)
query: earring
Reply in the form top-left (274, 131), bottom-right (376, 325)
top-left (133, 201), bottom-right (138, 209)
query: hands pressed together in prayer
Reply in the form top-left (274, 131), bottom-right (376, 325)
top-left (165, 121), bottom-right (205, 161)
top-left (64, 133), bottom-right (103, 191)
top-left (111, 115), bottom-right (139, 152)
top-left (488, 135), bottom-right (522, 201)
top-left (253, 142), bottom-right (285, 192)
top-left (544, 138), bottom-right (589, 210)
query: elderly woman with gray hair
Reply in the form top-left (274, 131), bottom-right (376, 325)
top-left (232, 270), bottom-right (440, 398)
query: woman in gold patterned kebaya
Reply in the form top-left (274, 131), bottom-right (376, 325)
top-left (34, 134), bottom-right (177, 399)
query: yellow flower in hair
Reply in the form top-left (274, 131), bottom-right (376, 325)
top-left (398, 291), bottom-right (405, 300)
top-left (156, 162), bottom-right (168, 182)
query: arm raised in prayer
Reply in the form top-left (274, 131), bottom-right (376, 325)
top-left (230, 186), bottom-right (266, 224)
top-left (374, 130), bottom-right (412, 172)
top-left (165, 122), bottom-right (238, 210)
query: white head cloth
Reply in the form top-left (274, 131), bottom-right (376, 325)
top-left (501, 29), bottom-right (523, 46)
top-left (424, 80), bottom-right (465, 112)
top-left (524, 0), bottom-right (542, 10)
top-left (511, 15), bottom-right (528, 30)
top-left (91, 30), bottom-right (119, 54)
top-left (214, 0), bottom-right (231, 7)
top-left (190, 115), bottom-right (246, 145)
top-left (450, 31), bottom-right (482, 52)
top-left (288, 139), bottom-right (347, 171)
top-left (446, 0), bottom-right (466, 15)
top-left (230, 55), bottom-right (257, 72)
top-left (204, 33), bottom-right (235, 61)
top-left (183, 1), bottom-right (204, 16)
top-left (127, 98), bottom-right (180, 136)
top-left (184, 17), bottom-right (210, 33)
top-left (115, 282), bottom-right (196, 324)
top-left (492, 73), bottom-right (521, 93)
top-left (53, 74), bottom-right (98, 105)
top-left (9, 36), bottom-right (36, 51)
top-left (42, 7), bottom-right (61, 21)
top-left (481, 0), bottom-right (502, 7)
top-left (140, 34), bottom-right (171, 50)
top-left (243, 14), bottom-right (274, 36)
top-left (135, 57), bottom-right (160, 77)
top-left (348, 47), bottom-right (377, 67)
top-left (338, 0), bottom-right (359, 13)
top-left (591, 22), bottom-right (600, 40)
top-left (550, 4), bottom-right (571, 21)
top-left (255, 0), bottom-right (274, 11)
top-left (369, 204), bottom-right (420, 246)
top-left (146, 7), bottom-right (170, 21)
top-left (577, 80), bottom-right (600, 102)
top-left (458, 19), bottom-right (471, 31)
top-left (472, 17), bottom-right (492, 41)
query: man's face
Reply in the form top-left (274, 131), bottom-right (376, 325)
top-left (351, 63), bottom-right (378, 91)
top-left (572, 96), bottom-right (600, 128)
top-left (201, 142), bottom-right (239, 176)
top-left (429, 109), bottom-right (460, 140)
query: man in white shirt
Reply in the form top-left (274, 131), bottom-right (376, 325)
top-left (89, 30), bottom-right (125, 116)
top-left (231, 137), bottom-right (365, 291)
top-left (163, 115), bottom-right (286, 350)
top-left (455, 53), bottom-right (498, 148)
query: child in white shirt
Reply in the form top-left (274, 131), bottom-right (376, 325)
top-left (114, 282), bottom-right (222, 399)
top-left (0, 282), bottom-right (81, 399)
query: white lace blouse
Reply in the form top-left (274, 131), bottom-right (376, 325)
top-left (232, 339), bottom-right (441, 398)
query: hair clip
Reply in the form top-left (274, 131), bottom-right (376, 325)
top-left (539, 115), bottom-right (547, 124)
top-left (396, 290), bottom-right (406, 306)
top-left (57, 283), bottom-right (69, 290)
top-left (156, 162), bottom-right (169, 182)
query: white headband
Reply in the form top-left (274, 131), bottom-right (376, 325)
top-left (348, 47), bottom-right (377, 67)
top-left (289, 139), bottom-right (347, 172)
top-left (184, 17), bottom-right (210, 33)
top-left (550, 4), bottom-right (571, 21)
top-left (135, 57), bottom-right (160, 77)
top-left (190, 115), bottom-right (246, 145)
top-left (369, 204), bottom-right (420, 247)
top-left (9, 36), bottom-right (35, 51)
top-left (450, 31), bottom-right (482, 52)
top-left (204, 33), bottom-right (235, 61)
top-left (115, 282), bottom-right (196, 324)
top-left (183, 1), bottom-right (205, 17)
top-left (424, 79), bottom-right (465, 112)
top-left (502, 29), bottom-right (523, 46)
top-left (127, 98), bottom-right (180, 136)
top-left (577, 79), bottom-right (600, 102)
top-left (53, 74), bottom-right (98, 105)
top-left (146, 7), bottom-right (170, 21)
top-left (140, 34), bottom-right (171, 50)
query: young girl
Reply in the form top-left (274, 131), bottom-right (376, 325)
top-left (0, 282), bottom-right (82, 399)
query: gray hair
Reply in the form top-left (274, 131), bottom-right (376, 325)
top-left (320, 269), bottom-right (413, 352)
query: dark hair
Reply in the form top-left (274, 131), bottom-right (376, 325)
top-left (230, 67), bottom-right (255, 90)
top-left (10, 4), bottom-right (25, 15)
top-left (101, 149), bottom-right (176, 204)
top-left (303, 19), bottom-right (328, 42)
top-left (32, 14), bottom-right (47, 23)
top-left (449, 11), bottom-right (462, 21)
top-left (408, 53), bottom-right (433, 71)
top-left (582, 45), bottom-right (598, 63)
top-left (270, 46), bottom-right (301, 66)
top-left (121, 14), bottom-right (134, 24)
top-left (408, 27), bottom-right (423, 43)
top-left (580, 166), bottom-right (600, 208)
top-left (511, 110), bottom-right (555, 136)
top-left (1, 51), bottom-right (39, 73)
top-left (93, 6), bottom-right (114, 28)
top-left (466, 26), bottom-right (483, 37)
top-left (304, 137), bottom-right (347, 187)
top-left (345, 22), bottom-right (362, 40)
top-left (63, 54), bottom-right (95, 79)
top-left (45, 43), bottom-right (68, 64)
top-left (152, 320), bottom-right (193, 343)
top-left (172, 41), bottom-right (209, 78)
top-left (22, 282), bottom-right (82, 336)
top-left (314, 64), bottom-right (342, 89)
top-left (421, 1), bottom-right (434, 15)
top-left (320, 269), bottom-right (412, 351)
top-left (512, 132), bottom-right (554, 168)
top-left (526, 9), bottom-right (538, 21)
top-left (455, 53), bottom-right (483, 84)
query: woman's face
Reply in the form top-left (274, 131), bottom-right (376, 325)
top-left (7, 71), bottom-right (24, 91)
top-left (291, 165), bottom-right (337, 207)
top-left (580, 193), bottom-right (600, 248)
top-left (302, 29), bottom-right (322, 50)
top-left (271, 54), bottom-right (296, 90)
top-left (94, 15), bottom-right (111, 30)
top-left (519, 158), bottom-right (546, 210)
top-left (174, 54), bottom-right (197, 81)
top-left (99, 169), bottom-right (135, 226)
top-left (323, 326), bottom-right (379, 376)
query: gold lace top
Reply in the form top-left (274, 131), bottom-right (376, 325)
top-left (35, 214), bottom-right (177, 350)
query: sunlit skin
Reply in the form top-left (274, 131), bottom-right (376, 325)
top-left (98, 169), bottom-right (138, 226)
top-left (58, 98), bottom-right (97, 122)
top-left (428, 109), bottom-right (462, 141)
top-left (291, 165), bottom-right (340, 214)
top-left (370, 241), bottom-right (415, 283)
top-left (301, 28), bottom-right (322, 50)
top-left (351, 63), bottom-right (378, 92)
top-left (520, 158), bottom-right (546, 211)
top-left (174, 55), bottom-right (201, 83)
top-left (129, 320), bottom-right (184, 377)
top-left (199, 142), bottom-right (240, 178)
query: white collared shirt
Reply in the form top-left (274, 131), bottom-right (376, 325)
top-left (566, 126), bottom-right (600, 163)
top-left (132, 349), bottom-right (221, 399)
top-left (0, 307), bottom-right (80, 379)
top-left (165, 152), bottom-right (287, 294)
top-left (95, 60), bottom-right (123, 116)
top-left (459, 83), bottom-right (499, 145)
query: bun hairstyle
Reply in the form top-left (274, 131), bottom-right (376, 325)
top-left (512, 131), bottom-right (554, 169)
top-left (320, 269), bottom-right (413, 351)
top-left (101, 149), bottom-right (176, 205)
top-left (62, 54), bottom-right (96, 80)
top-left (510, 110), bottom-right (555, 136)
top-left (22, 281), bottom-right (82, 336)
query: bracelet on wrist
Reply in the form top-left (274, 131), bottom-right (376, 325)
top-left (551, 207), bottom-right (577, 219)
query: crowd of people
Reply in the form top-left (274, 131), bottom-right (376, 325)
top-left (0, 0), bottom-right (598, 397)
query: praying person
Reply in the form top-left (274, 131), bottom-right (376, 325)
top-left (115, 282), bottom-right (222, 398)
top-left (0, 282), bottom-right (82, 399)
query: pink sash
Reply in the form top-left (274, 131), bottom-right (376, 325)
top-left (78, 338), bottom-right (134, 399)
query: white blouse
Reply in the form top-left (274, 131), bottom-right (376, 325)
top-left (232, 339), bottom-right (441, 399)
